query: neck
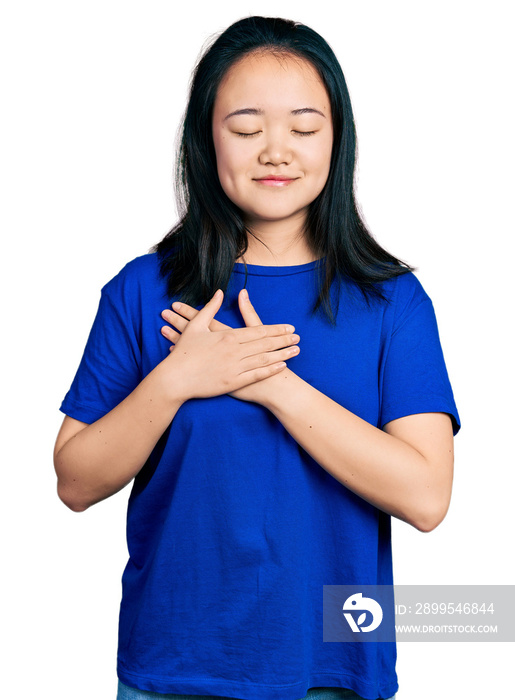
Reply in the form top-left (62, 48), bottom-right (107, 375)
top-left (236, 216), bottom-right (317, 266)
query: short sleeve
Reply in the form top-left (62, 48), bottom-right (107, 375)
top-left (379, 276), bottom-right (460, 435)
top-left (60, 275), bottom-right (143, 424)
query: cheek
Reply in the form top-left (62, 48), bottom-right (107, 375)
top-left (214, 139), bottom-right (241, 185)
top-left (213, 145), bottom-right (249, 208)
top-left (309, 136), bottom-right (333, 181)
top-left (213, 125), bottom-right (252, 205)
top-left (213, 146), bottom-right (234, 200)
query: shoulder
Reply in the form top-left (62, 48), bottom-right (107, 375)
top-left (101, 253), bottom-right (162, 300)
top-left (357, 270), bottom-right (436, 339)
top-left (381, 269), bottom-right (429, 303)
top-left (380, 270), bottom-right (431, 315)
top-left (336, 269), bottom-right (431, 326)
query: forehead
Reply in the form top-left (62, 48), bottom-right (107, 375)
top-left (214, 51), bottom-right (330, 114)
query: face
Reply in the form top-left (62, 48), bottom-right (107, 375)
top-left (212, 51), bottom-right (333, 233)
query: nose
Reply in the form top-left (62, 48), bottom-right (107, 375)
top-left (258, 132), bottom-right (293, 167)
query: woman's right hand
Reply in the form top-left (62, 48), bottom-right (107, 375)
top-left (164, 289), bottom-right (300, 401)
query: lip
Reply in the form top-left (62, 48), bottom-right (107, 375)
top-left (254, 176), bottom-right (297, 187)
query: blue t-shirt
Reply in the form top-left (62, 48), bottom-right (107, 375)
top-left (60, 254), bottom-right (460, 700)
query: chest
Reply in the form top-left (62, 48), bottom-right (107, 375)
top-left (142, 279), bottom-right (389, 428)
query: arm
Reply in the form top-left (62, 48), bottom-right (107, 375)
top-left (55, 290), bottom-right (300, 512)
top-left (54, 359), bottom-right (185, 512)
top-left (260, 370), bottom-right (454, 532)
top-left (161, 290), bottom-right (454, 532)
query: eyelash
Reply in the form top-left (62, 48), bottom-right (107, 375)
top-left (235, 130), bottom-right (317, 138)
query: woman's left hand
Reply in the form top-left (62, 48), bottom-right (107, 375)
top-left (160, 289), bottom-right (298, 404)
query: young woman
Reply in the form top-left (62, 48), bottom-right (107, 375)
top-left (54, 16), bottom-right (460, 700)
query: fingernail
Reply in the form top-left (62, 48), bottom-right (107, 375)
top-left (241, 288), bottom-right (249, 300)
top-left (172, 301), bottom-right (182, 310)
top-left (214, 289), bottom-right (223, 299)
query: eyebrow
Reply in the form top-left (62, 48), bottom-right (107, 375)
top-left (223, 107), bottom-right (326, 120)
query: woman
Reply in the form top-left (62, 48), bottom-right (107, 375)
top-left (54, 16), bottom-right (460, 700)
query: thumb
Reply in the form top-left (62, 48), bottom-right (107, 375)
top-left (238, 289), bottom-right (263, 327)
top-left (193, 289), bottom-right (224, 328)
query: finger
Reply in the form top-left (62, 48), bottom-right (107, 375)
top-left (232, 323), bottom-right (296, 343)
top-left (236, 361), bottom-right (288, 386)
top-left (170, 302), bottom-right (199, 321)
top-left (161, 309), bottom-right (188, 333)
top-left (238, 289), bottom-right (263, 327)
top-left (239, 333), bottom-right (300, 359)
top-left (189, 289), bottom-right (224, 330)
top-left (172, 300), bottom-right (231, 332)
top-left (239, 344), bottom-right (300, 372)
top-left (160, 325), bottom-right (181, 344)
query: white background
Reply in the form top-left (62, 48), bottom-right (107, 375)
top-left (1, 1), bottom-right (514, 698)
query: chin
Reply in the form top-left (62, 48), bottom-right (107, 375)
top-left (246, 204), bottom-right (309, 223)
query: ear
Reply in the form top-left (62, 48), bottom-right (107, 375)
top-left (238, 289), bottom-right (263, 327)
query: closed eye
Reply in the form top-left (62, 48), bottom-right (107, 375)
top-left (235, 130), bottom-right (317, 138)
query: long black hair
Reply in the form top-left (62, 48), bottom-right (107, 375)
top-left (153, 16), bottom-right (413, 321)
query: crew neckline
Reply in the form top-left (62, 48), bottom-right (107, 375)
top-left (232, 258), bottom-right (324, 277)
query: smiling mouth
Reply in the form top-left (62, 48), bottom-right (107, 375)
top-left (254, 177), bottom-right (297, 187)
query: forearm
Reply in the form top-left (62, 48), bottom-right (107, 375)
top-left (262, 369), bottom-right (452, 531)
top-left (55, 296), bottom-right (298, 512)
top-left (55, 358), bottom-right (184, 512)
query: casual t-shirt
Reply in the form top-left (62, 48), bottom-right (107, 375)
top-left (60, 253), bottom-right (460, 700)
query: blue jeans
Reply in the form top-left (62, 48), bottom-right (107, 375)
top-left (117, 680), bottom-right (396, 700)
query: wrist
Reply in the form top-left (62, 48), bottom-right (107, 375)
top-left (259, 367), bottom-right (299, 412)
top-left (152, 352), bottom-right (192, 407)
